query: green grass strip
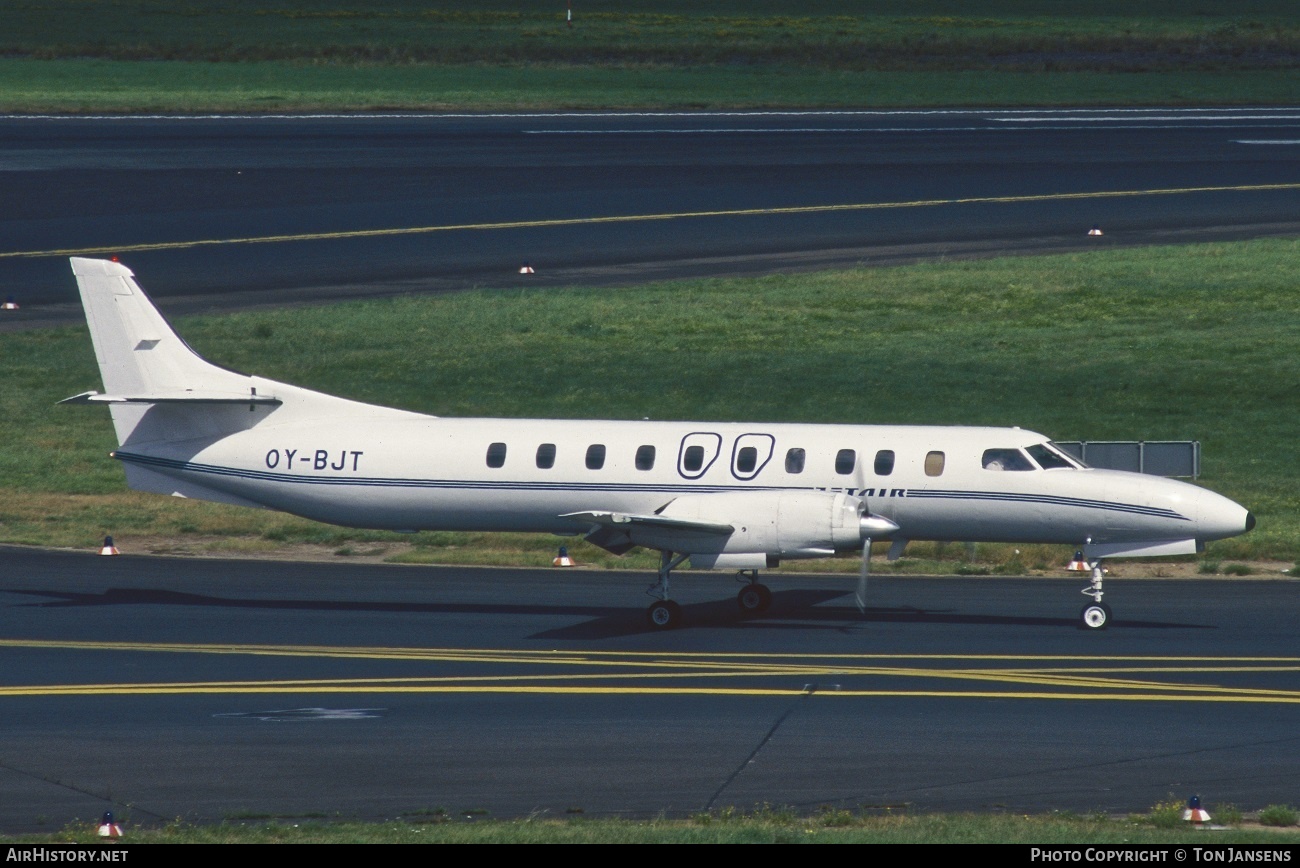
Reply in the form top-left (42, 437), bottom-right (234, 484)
top-left (6, 806), bottom-right (1300, 843)
top-left (2, 60), bottom-right (1298, 113)
top-left (1, 239), bottom-right (1295, 564)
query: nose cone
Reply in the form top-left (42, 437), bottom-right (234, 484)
top-left (1196, 489), bottom-right (1255, 542)
top-left (860, 514), bottom-right (900, 540)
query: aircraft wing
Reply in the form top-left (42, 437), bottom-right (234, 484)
top-left (561, 510), bottom-right (734, 536)
top-left (562, 510), bottom-right (735, 555)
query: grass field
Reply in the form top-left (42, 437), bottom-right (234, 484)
top-left (2, 239), bottom-right (1295, 570)
top-left (7, 60), bottom-right (1297, 113)
top-left (1, 1), bottom-right (1297, 111)
top-left (8, 1), bottom-right (1298, 68)
top-left (7, 804), bottom-right (1300, 844)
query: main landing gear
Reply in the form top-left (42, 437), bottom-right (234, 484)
top-left (646, 551), bottom-right (689, 630)
top-left (645, 556), bottom-right (772, 630)
top-left (736, 570), bottom-right (772, 615)
top-left (1079, 559), bottom-right (1112, 630)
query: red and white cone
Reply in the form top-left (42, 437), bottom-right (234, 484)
top-left (1, 296), bottom-right (18, 310)
top-left (1066, 550), bottom-right (1089, 571)
top-left (1088, 225), bottom-right (1104, 236)
top-left (552, 546), bottom-right (575, 567)
top-left (519, 262), bottom-right (536, 274)
top-left (1183, 795), bottom-right (1211, 824)
top-left (99, 535), bottom-right (120, 556)
top-left (97, 811), bottom-right (123, 838)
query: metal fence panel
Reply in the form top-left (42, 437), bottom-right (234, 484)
top-left (1053, 441), bottom-right (1200, 478)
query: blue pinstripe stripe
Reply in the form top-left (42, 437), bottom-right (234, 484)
top-left (114, 451), bottom-right (1190, 521)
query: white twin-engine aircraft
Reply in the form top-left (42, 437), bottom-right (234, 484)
top-left (65, 257), bottom-right (1254, 630)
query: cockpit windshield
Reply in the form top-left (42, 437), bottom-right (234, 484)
top-left (982, 448), bottom-right (1035, 471)
top-left (983, 443), bottom-right (1083, 471)
top-left (1027, 442), bottom-right (1082, 469)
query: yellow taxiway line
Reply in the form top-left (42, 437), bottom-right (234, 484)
top-left (3, 182), bottom-right (1298, 260)
top-left (6, 639), bottom-right (1300, 703)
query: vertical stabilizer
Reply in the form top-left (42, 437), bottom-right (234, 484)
top-left (71, 257), bottom-right (246, 398)
top-left (68, 257), bottom-right (419, 455)
top-left (69, 257), bottom-right (279, 448)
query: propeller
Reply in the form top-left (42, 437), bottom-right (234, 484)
top-left (852, 456), bottom-right (870, 614)
top-left (849, 453), bottom-right (900, 615)
top-left (855, 536), bottom-right (871, 613)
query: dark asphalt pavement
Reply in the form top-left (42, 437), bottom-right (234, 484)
top-left (2, 546), bottom-right (1298, 832)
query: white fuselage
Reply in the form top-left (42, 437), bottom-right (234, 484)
top-left (114, 409), bottom-right (1249, 554)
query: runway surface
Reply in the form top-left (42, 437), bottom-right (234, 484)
top-left (2, 108), bottom-right (1299, 326)
top-left (3, 546), bottom-right (1299, 832)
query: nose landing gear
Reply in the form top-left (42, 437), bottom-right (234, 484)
top-left (1079, 560), bottom-right (1111, 630)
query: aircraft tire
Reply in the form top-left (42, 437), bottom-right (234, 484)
top-left (647, 600), bottom-right (682, 630)
top-left (737, 584), bottom-right (772, 613)
top-left (1080, 602), bottom-right (1112, 630)
top-left (738, 582), bottom-right (764, 610)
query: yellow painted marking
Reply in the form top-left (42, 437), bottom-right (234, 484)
top-left (4, 683), bottom-right (1300, 703)
top-left (7, 638), bottom-right (1300, 703)
top-left (3, 182), bottom-right (1298, 260)
top-left (6, 639), bottom-right (1300, 664)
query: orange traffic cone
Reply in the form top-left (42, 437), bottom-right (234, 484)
top-left (1183, 795), bottom-right (1211, 824)
top-left (99, 536), bottom-right (120, 556)
top-left (97, 811), bottom-right (122, 838)
top-left (552, 545), bottom-right (575, 567)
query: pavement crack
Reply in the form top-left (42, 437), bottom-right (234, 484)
top-left (704, 684), bottom-right (826, 812)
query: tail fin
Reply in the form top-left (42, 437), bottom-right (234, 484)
top-left (67, 257), bottom-right (284, 448)
top-left (67, 258), bottom-right (420, 452)
top-left (67, 258), bottom-right (421, 504)
top-left (70, 257), bottom-right (259, 401)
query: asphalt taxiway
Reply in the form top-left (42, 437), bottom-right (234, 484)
top-left (3, 546), bottom-right (1299, 833)
top-left (2, 108), bottom-right (1299, 324)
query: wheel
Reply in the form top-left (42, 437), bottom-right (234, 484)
top-left (737, 583), bottom-right (772, 613)
top-left (646, 599), bottom-right (682, 630)
top-left (1080, 602), bottom-right (1112, 630)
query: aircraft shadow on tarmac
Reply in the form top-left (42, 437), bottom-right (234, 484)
top-left (6, 586), bottom-right (1212, 640)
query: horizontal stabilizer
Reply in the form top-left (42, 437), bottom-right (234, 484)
top-left (60, 390), bottom-right (281, 406)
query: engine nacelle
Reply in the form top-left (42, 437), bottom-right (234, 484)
top-left (658, 489), bottom-right (895, 560)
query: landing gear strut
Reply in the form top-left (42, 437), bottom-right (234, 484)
top-left (1079, 560), bottom-right (1112, 630)
top-left (735, 570), bottom-right (772, 614)
top-left (646, 550), bottom-right (690, 630)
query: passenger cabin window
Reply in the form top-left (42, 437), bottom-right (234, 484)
top-left (925, 451), bottom-right (945, 477)
top-left (682, 445), bottom-right (705, 473)
top-left (1027, 443), bottom-right (1077, 470)
top-left (586, 444), bottom-right (606, 470)
top-left (982, 448), bottom-right (1035, 471)
top-left (835, 449), bottom-right (856, 475)
top-left (486, 442), bottom-right (507, 468)
top-left (535, 443), bottom-right (556, 469)
top-left (874, 450), bottom-right (895, 476)
top-left (635, 444), bottom-right (656, 471)
top-left (785, 447), bottom-right (806, 474)
top-left (735, 446), bottom-right (757, 474)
